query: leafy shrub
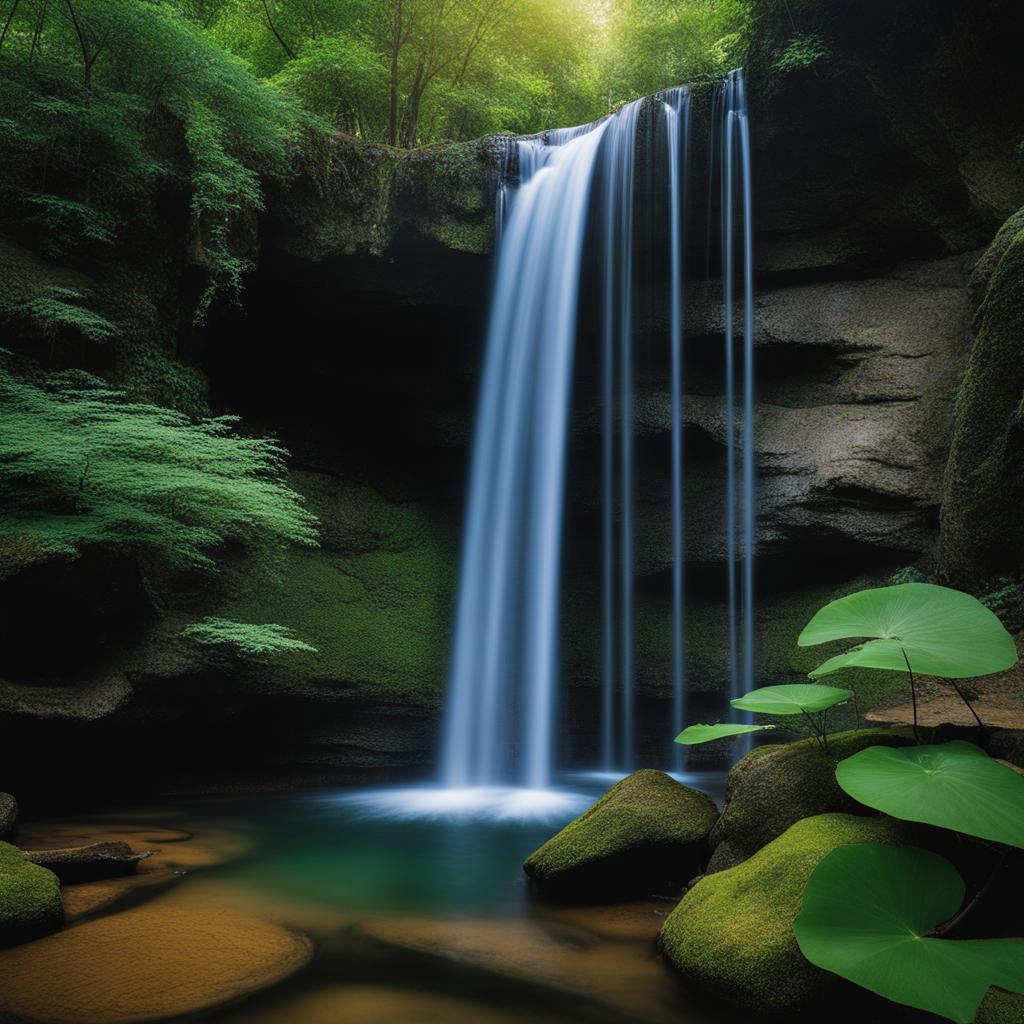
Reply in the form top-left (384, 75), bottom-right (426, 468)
top-left (981, 577), bottom-right (1024, 632)
top-left (773, 32), bottom-right (832, 73)
top-left (0, 350), bottom-right (317, 572)
top-left (11, 287), bottom-right (117, 346)
top-left (181, 617), bottom-right (317, 656)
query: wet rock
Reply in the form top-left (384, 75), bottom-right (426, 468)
top-left (0, 841), bottom-right (62, 947)
top-left (659, 813), bottom-right (914, 1013)
top-left (941, 207), bottom-right (1024, 585)
top-left (25, 841), bottom-right (153, 884)
top-left (523, 770), bottom-right (718, 899)
top-left (708, 729), bottom-right (912, 867)
top-left (0, 794), bottom-right (16, 841)
top-left (0, 894), bottom-right (312, 1023)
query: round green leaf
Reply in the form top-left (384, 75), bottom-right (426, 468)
top-left (673, 723), bottom-right (775, 745)
top-left (795, 844), bottom-right (1024, 1023)
top-left (797, 583), bottom-right (1018, 679)
top-left (836, 741), bottom-right (1024, 848)
top-left (729, 684), bottom-right (853, 716)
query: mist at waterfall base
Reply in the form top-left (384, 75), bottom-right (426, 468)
top-left (357, 73), bottom-right (756, 823)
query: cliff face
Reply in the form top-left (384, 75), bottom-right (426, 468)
top-left (2, 0), bottom-right (1023, 799)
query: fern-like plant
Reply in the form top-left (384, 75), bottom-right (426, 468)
top-left (0, 351), bottom-right (317, 572)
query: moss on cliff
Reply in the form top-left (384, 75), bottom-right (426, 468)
top-left (941, 211), bottom-right (1024, 585)
top-left (216, 474), bottom-right (453, 700)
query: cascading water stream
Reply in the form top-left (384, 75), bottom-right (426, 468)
top-left (662, 87), bottom-right (691, 772)
top-left (442, 117), bottom-right (611, 791)
top-left (440, 73), bottom-right (755, 805)
top-left (717, 69), bottom-right (756, 732)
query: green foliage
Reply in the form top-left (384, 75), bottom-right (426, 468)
top-left (981, 577), bottom-right (1024, 632)
top-left (799, 583), bottom-right (1019, 679)
top-left (773, 32), bottom-right (831, 73)
top-left (181, 616), bottom-right (317, 656)
top-left (731, 684), bottom-right (852, 716)
top-left (795, 844), bottom-right (1024, 1024)
top-left (836, 741), bottom-right (1024, 848)
top-left (12, 287), bottom-right (117, 345)
top-left (675, 722), bottom-right (774, 745)
top-left (600, 0), bottom-right (751, 103)
top-left (0, 0), bottom-right (300, 317)
top-left (889, 564), bottom-right (929, 585)
top-left (0, 351), bottom-right (317, 571)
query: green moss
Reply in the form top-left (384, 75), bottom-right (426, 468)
top-left (523, 769), bottom-right (718, 897)
top-left (216, 475), bottom-right (453, 701)
top-left (942, 212), bottom-right (1024, 585)
top-left (0, 841), bottom-right (63, 947)
top-left (659, 813), bottom-right (913, 1013)
top-left (977, 989), bottom-right (1024, 1024)
top-left (709, 728), bottom-right (913, 865)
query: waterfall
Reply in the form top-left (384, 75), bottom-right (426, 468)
top-left (717, 69), bottom-right (756, 731)
top-left (442, 117), bottom-right (611, 790)
top-left (600, 97), bottom-right (645, 773)
top-left (441, 72), bottom-right (755, 799)
top-left (662, 87), bottom-right (691, 771)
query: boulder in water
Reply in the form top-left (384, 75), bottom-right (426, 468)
top-left (25, 841), bottom-right (153, 884)
top-left (523, 770), bottom-right (718, 899)
top-left (0, 841), bottom-right (63, 947)
top-left (658, 813), bottom-right (913, 1013)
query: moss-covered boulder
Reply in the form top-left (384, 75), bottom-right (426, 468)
top-left (0, 842), bottom-right (62, 946)
top-left (523, 770), bottom-right (718, 899)
top-left (941, 208), bottom-right (1024, 585)
top-left (658, 813), bottom-right (912, 1013)
top-left (0, 795), bottom-right (16, 841)
top-left (708, 728), bottom-right (912, 870)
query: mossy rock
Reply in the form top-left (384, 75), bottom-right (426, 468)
top-left (708, 728), bottom-right (913, 869)
top-left (977, 989), bottom-right (1024, 1024)
top-left (523, 770), bottom-right (718, 899)
top-left (0, 795), bottom-right (16, 841)
top-left (658, 812), bottom-right (913, 1014)
top-left (0, 841), bottom-right (63, 947)
top-left (941, 209), bottom-right (1024, 585)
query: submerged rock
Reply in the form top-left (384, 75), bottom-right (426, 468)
top-left (25, 841), bottom-right (152, 884)
top-left (707, 728), bottom-right (912, 870)
top-left (658, 813), bottom-right (912, 1013)
top-left (523, 770), bottom-right (718, 899)
top-left (0, 793), bottom-right (16, 840)
top-left (0, 894), bottom-right (312, 1023)
top-left (0, 841), bottom-right (62, 947)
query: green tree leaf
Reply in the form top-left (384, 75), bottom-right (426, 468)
top-left (674, 722), bottom-right (774, 745)
top-left (836, 741), bottom-right (1024, 848)
top-left (795, 843), bottom-right (1024, 1023)
top-left (730, 684), bottom-right (853, 716)
top-left (798, 583), bottom-right (1018, 678)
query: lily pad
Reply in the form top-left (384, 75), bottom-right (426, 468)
top-left (674, 723), bottom-right (774, 745)
top-left (797, 583), bottom-right (1018, 678)
top-left (794, 843), bottom-right (1024, 1023)
top-left (730, 684), bottom-right (853, 716)
top-left (835, 740), bottom-right (1024, 848)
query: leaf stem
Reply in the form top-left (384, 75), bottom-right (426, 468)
top-left (929, 856), bottom-right (1005, 937)
top-left (800, 708), bottom-right (826, 749)
top-left (900, 647), bottom-right (920, 743)
top-left (950, 680), bottom-right (986, 734)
